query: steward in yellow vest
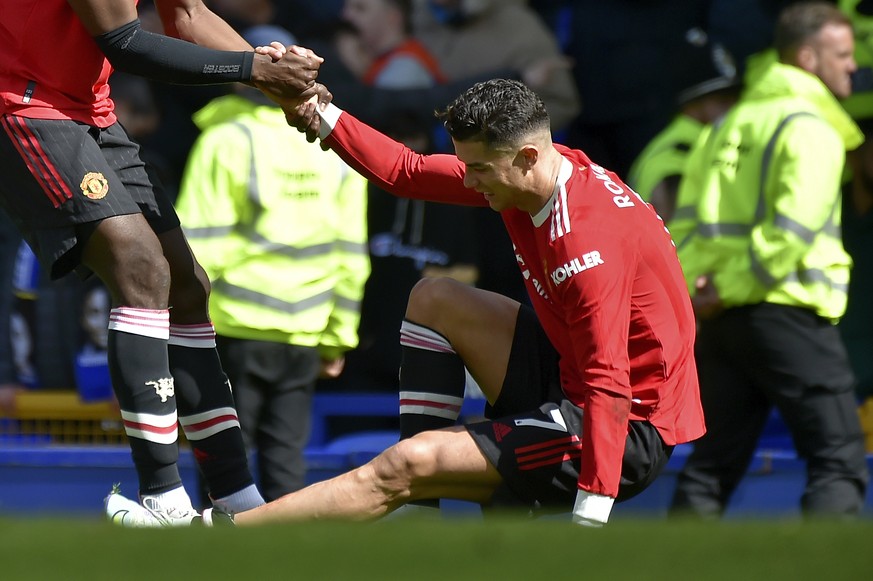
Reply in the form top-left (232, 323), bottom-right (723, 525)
top-left (177, 93), bottom-right (370, 358)
top-left (670, 2), bottom-right (869, 520)
top-left (678, 60), bottom-right (862, 320)
top-left (175, 33), bottom-right (370, 498)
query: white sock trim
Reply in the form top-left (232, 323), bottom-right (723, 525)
top-left (400, 321), bottom-right (455, 354)
top-left (399, 391), bottom-right (463, 420)
top-left (109, 307), bottom-right (170, 340)
top-left (169, 323), bottom-right (217, 348)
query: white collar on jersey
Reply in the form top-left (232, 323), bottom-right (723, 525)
top-left (531, 156), bottom-right (573, 227)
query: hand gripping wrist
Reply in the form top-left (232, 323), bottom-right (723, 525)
top-left (317, 103), bottom-right (343, 140)
top-left (572, 490), bottom-right (614, 528)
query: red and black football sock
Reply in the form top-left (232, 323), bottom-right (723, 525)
top-left (399, 320), bottom-right (467, 509)
top-left (169, 323), bottom-right (262, 509)
top-left (399, 320), bottom-right (467, 437)
top-left (108, 307), bottom-right (181, 495)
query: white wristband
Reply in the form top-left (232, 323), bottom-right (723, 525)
top-left (317, 103), bottom-right (343, 140)
top-left (572, 490), bottom-right (614, 527)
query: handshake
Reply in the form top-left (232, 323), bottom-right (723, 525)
top-left (251, 41), bottom-right (332, 143)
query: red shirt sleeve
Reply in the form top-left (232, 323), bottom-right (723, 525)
top-left (325, 111), bottom-right (488, 207)
top-left (552, 213), bottom-right (635, 498)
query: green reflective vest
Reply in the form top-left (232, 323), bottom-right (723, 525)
top-left (175, 95), bottom-right (370, 359)
top-left (627, 114), bottom-right (704, 203)
top-left (677, 62), bottom-right (863, 321)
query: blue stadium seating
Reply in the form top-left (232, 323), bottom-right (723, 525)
top-left (1, 394), bottom-right (872, 518)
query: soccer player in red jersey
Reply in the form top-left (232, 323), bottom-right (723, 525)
top-left (0, 0), bottom-right (323, 525)
top-left (215, 77), bottom-right (704, 528)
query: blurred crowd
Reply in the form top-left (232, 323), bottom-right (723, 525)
top-left (2, 0), bottom-right (872, 498)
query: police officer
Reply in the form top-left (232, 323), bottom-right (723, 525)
top-left (627, 29), bottom-right (741, 222)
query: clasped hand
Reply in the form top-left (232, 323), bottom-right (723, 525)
top-left (254, 42), bottom-right (332, 144)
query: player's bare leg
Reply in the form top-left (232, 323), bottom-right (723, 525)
top-left (404, 278), bottom-right (519, 402)
top-left (234, 426), bottom-right (501, 525)
top-left (395, 278), bottom-right (517, 509)
top-left (82, 215), bottom-right (186, 498)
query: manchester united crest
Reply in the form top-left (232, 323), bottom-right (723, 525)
top-left (80, 172), bottom-right (108, 199)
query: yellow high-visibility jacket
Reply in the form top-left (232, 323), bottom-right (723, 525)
top-left (176, 94), bottom-right (370, 359)
top-left (627, 113), bottom-right (704, 203)
top-left (677, 61), bottom-right (863, 321)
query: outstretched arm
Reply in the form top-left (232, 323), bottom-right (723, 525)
top-left (287, 99), bottom-right (485, 207)
top-left (68, 0), bottom-right (320, 102)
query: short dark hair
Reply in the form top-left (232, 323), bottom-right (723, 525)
top-left (774, 1), bottom-right (852, 61)
top-left (436, 79), bottom-right (551, 148)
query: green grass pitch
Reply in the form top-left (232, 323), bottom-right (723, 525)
top-left (1, 515), bottom-right (871, 580)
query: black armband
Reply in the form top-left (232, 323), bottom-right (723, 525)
top-left (94, 19), bottom-right (254, 85)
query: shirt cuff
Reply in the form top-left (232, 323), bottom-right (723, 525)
top-left (317, 103), bottom-right (343, 140)
top-left (572, 490), bottom-right (615, 526)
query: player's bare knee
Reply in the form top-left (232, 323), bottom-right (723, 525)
top-left (365, 445), bottom-right (415, 504)
top-left (406, 277), bottom-right (464, 324)
top-left (167, 262), bottom-right (211, 320)
top-left (123, 253), bottom-right (171, 306)
top-left (391, 435), bottom-right (442, 482)
top-left (371, 438), bottom-right (439, 489)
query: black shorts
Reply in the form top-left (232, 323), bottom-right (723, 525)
top-left (0, 115), bottom-right (180, 279)
top-left (466, 305), bottom-right (673, 511)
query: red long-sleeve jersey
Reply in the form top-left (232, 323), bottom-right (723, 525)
top-left (324, 109), bottom-right (705, 498)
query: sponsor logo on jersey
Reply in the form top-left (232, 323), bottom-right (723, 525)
top-left (80, 172), bottom-right (108, 199)
top-left (550, 251), bottom-right (604, 286)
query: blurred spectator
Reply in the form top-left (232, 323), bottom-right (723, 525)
top-left (669, 1), bottom-right (868, 519)
top-left (627, 31), bottom-right (742, 222)
top-left (411, 0), bottom-right (580, 135)
top-left (2, 240), bottom-right (80, 393)
top-left (73, 279), bottom-right (113, 402)
top-left (291, 17), bottom-right (526, 138)
top-left (342, 0), bottom-right (446, 88)
top-left (175, 25), bottom-right (370, 500)
top-left (9, 242), bottom-right (41, 389)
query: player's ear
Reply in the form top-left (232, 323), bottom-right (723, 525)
top-left (518, 144), bottom-right (539, 170)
